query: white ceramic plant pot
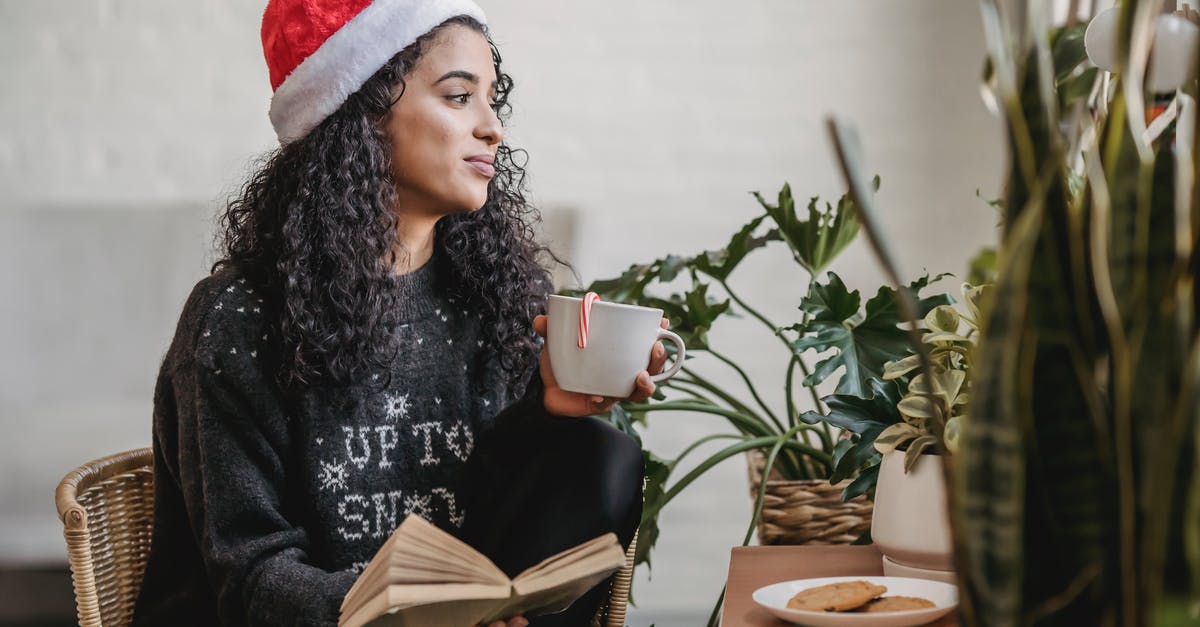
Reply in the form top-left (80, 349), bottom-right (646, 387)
top-left (871, 452), bottom-right (955, 582)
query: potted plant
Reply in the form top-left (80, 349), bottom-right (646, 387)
top-left (838, 284), bottom-right (984, 582)
top-left (564, 178), bottom-right (958, 585)
top-left (794, 281), bottom-right (987, 583)
top-left (951, 1), bottom-right (1200, 622)
top-left (815, 2), bottom-right (1200, 621)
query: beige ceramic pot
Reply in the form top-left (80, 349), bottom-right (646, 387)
top-left (871, 451), bottom-right (955, 581)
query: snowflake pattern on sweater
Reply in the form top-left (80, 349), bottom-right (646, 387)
top-left (171, 256), bottom-right (548, 598)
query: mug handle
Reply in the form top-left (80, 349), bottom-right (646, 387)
top-left (649, 330), bottom-right (686, 383)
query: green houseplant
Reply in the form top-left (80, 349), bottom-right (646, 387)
top-left (564, 179), bottom-right (959, 593)
top-left (873, 282), bottom-right (986, 461)
top-left (796, 282), bottom-right (987, 472)
top-left (792, 270), bottom-right (989, 581)
top-left (951, 1), bottom-right (1200, 623)
top-left (815, 2), bottom-right (1200, 623)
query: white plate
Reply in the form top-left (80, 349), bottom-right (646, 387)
top-left (751, 576), bottom-right (958, 626)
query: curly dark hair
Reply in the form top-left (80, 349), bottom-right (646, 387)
top-left (212, 16), bottom-right (569, 395)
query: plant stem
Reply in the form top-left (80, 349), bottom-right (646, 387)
top-left (745, 426), bottom-right (808, 544)
top-left (706, 586), bottom-right (726, 627)
top-left (718, 278), bottom-right (787, 346)
top-left (640, 436), bottom-right (779, 526)
top-left (642, 435), bottom-right (832, 523)
top-left (678, 368), bottom-right (763, 423)
top-left (719, 278), bottom-right (830, 438)
top-left (675, 368), bottom-right (815, 479)
top-left (707, 346), bottom-right (787, 433)
top-left (787, 356), bottom-right (834, 453)
top-left (624, 402), bottom-right (807, 478)
top-left (688, 350), bottom-right (811, 477)
top-left (623, 401), bottom-right (771, 437)
top-left (673, 433), bottom-right (747, 468)
top-left (662, 379), bottom-right (720, 406)
top-left (683, 358), bottom-right (824, 476)
top-left (786, 353), bottom-right (800, 430)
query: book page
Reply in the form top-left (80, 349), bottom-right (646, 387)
top-left (344, 591), bottom-right (510, 627)
top-left (341, 519), bottom-right (625, 627)
top-left (481, 567), bottom-right (617, 625)
top-left (340, 515), bottom-right (509, 618)
top-left (478, 533), bottom-right (625, 622)
top-left (511, 533), bottom-right (619, 583)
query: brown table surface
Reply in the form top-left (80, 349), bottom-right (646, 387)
top-left (721, 545), bottom-right (957, 626)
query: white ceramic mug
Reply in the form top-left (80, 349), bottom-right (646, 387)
top-left (546, 295), bottom-right (686, 398)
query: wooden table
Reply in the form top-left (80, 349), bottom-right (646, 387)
top-left (721, 545), bottom-right (958, 626)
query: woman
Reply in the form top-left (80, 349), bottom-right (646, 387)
top-left (131, 1), bottom-right (659, 625)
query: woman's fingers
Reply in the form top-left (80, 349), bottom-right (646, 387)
top-left (596, 395), bottom-right (619, 413)
top-left (542, 383), bottom-right (617, 417)
top-left (626, 371), bottom-right (655, 403)
top-left (649, 341), bottom-right (667, 375)
top-left (586, 394), bottom-right (619, 414)
top-left (533, 314), bottom-right (547, 337)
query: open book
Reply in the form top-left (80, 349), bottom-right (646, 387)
top-left (338, 515), bottom-right (628, 627)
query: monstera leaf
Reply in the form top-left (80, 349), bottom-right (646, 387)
top-left (582, 213), bottom-right (777, 304)
top-left (644, 283), bottom-right (731, 350)
top-left (691, 214), bottom-right (780, 282)
top-left (800, 377), bottom-right (904, 499)
top-left (753, 179), bottom-right (867, 276)
top-left (799, 376), bottom-right (904, 434)
top-left (788, 272), bottom-right (953, 397)
top-left (578, 254), bottom-right (690, 303)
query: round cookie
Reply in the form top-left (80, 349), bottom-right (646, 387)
top-left (786, 580), bottom-right (888, 612)
top-left (855, 596), bottom-right (937, 612)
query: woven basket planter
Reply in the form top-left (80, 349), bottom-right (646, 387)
top-left (745, 449), bottom-right (873, 545)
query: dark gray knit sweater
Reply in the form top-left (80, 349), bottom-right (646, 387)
top-left (132, 253), bottom-right (553, 626)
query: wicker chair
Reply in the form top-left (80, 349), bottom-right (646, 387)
top-left (55, 447), bottom-right (637, 627)
top-left (590, 530), bottom-right (638, 627)
top-left (55, 448), bottom-right (154, 627)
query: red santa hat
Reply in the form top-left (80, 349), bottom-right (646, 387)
top-left (261, 0), bottom-right (488, 144)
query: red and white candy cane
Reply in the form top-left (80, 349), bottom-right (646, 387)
top-left (578, 292), bottom-right (601, 348)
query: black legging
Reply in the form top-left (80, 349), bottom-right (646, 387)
top-left (458, 415), bottom-right (644, 626)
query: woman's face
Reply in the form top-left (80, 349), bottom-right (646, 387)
top-left (385, 25), bottom-right (503, 218)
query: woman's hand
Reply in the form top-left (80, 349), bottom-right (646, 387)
top-left (483, 617), bottom-right (528, 627)
top-left (532, 314), bottom-right (672, 417)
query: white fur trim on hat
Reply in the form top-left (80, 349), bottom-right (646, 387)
top-left (269, 0), bottom-right (487, 145)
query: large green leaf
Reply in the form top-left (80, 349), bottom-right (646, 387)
top-left (789, 272), bottom-right (953, 397)
top-left (842, 458), bottom-right (880, 501)
top-left (798, 377), bottom-right (905, 435)
top-left (644, 283), bottom-right (731, 350)
top-left (1050, 24), bottom-right (1087, 82)
top-left (957, 201), bottom-right (1040, 627)
top-left (753, 181), bottom-right (865, 276)
top-left (691, 214), bottom-right (780, 282)
top-left (829, 424), bottom-right (885, 484)
top-left (635, 450), bottom-right (671, 569)
top-left (1046, 21), bottom-right (1094, 114)
top-left (578, 254), bottom-right (690, 303)
top-left (1132, 121), bottom-right (1192, 613)
top-left (1100, 95), bottom-right (1143, 323)
top-left (1049, 21), bottom-right (1093, 117)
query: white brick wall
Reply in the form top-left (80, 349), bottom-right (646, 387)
top-left (0, 1), bottom-right (1003, 624)
top-left (0, 0), bottom-right (274, 206)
